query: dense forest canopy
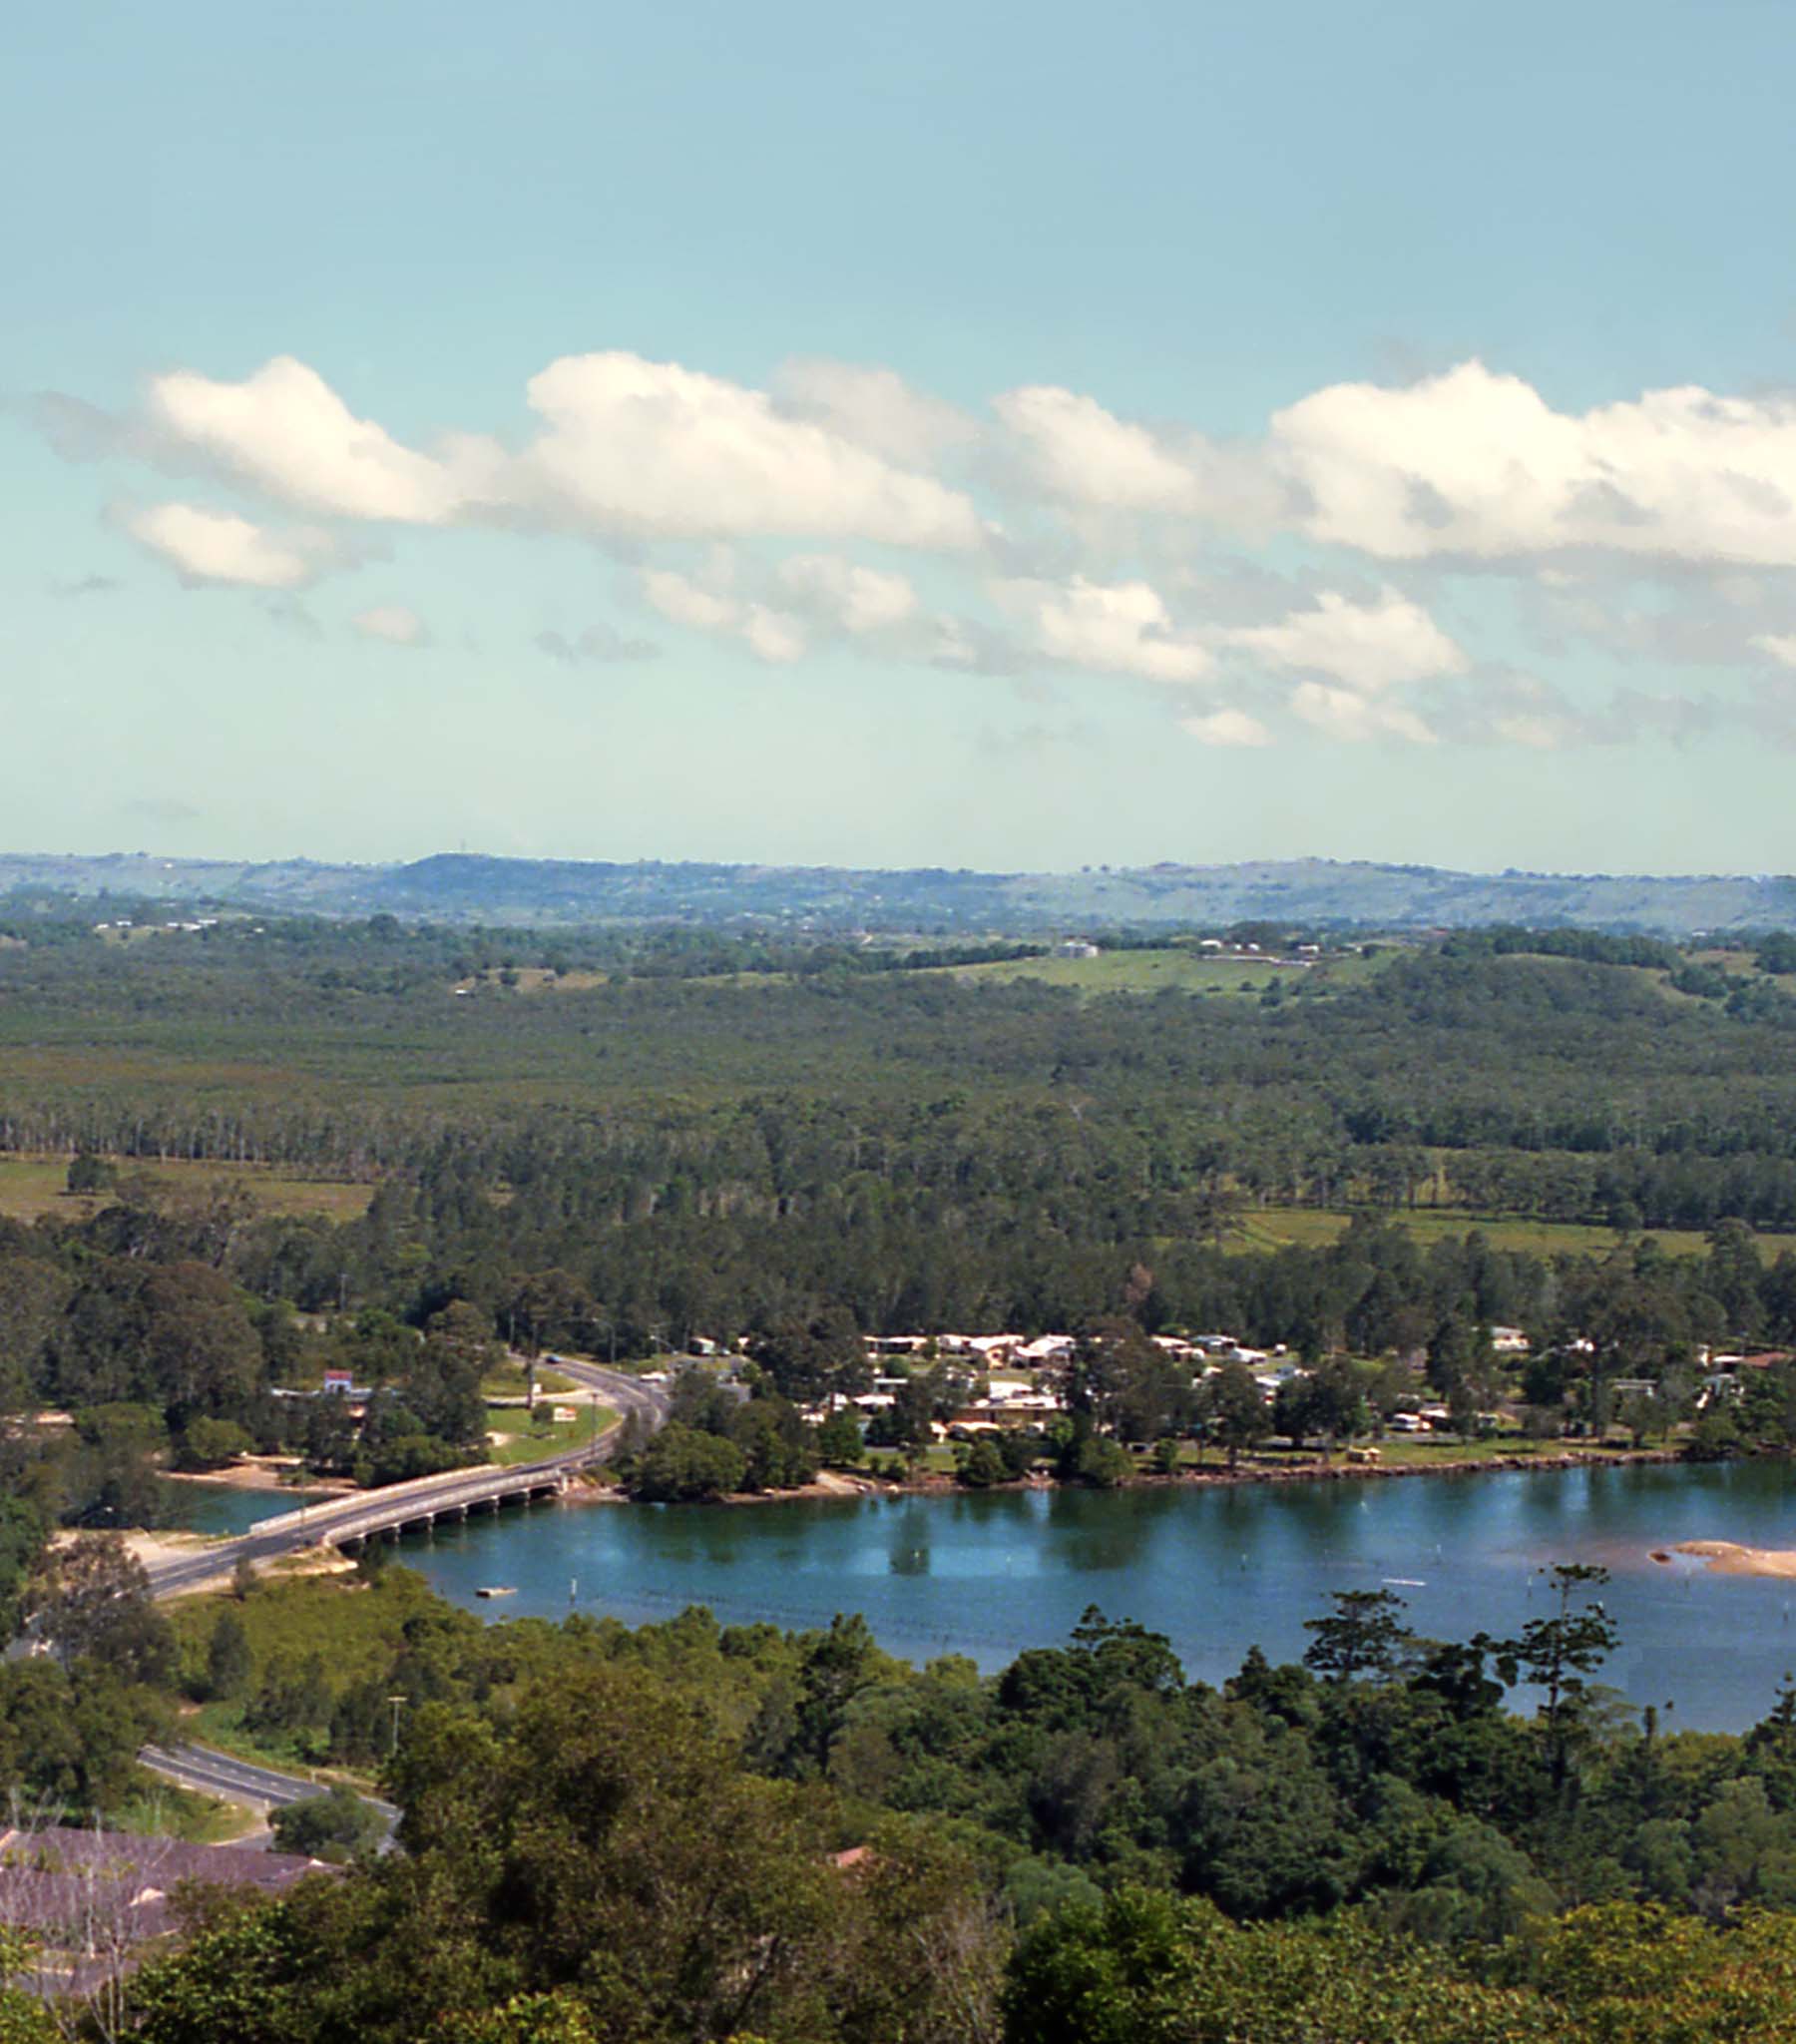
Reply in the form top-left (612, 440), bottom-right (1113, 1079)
top-left (8, 916), bottom-right (1796, 2037)
top-left (4, 915), bottom-right (1796, 1520)
top-left (2, 914), bottom-right (1796, 1233)
top-left (20, 1564), bottom-right (1796, 2042)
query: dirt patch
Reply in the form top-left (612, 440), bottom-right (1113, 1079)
top-left (164, 1455), bottom-right (352, 1494)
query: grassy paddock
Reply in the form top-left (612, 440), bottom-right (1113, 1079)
top-left (938, 949), bottom-right (1389, 997)
top-left (462, 951), bottom-right (1395, 1000)
top-left (1225, 1204), bottom-right (1740, 1261)
top-left (0, 1153), bottom-right (374, 1224)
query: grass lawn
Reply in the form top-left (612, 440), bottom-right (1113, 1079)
top-left (483, 1400), bottom-right (614, 1464)
top-left (478, 1362), bottom-right (576, 1398)
top-left (0, 1153), bottom-right (374, 1224)
top-left (1171, 1432), bottom-right (1670, 1476)
top-left (1225, 1204), bottom-right (1743, 1261)
top-left (1340, 1437), bottom-right (1563, 1469)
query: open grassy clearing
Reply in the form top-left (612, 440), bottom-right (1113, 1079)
top-left (483, 1400), bottom-right (613, 1464)
top-left (110, 1778), bottom-right (261, 1844)
top-left (663, 947), bottom-right (1397, 999)
top-left (0, 1154), bottom-right (374, 1223)
top-left (171, 1571), bottom-right (436, 1780)
top-left (938, 948), bottom-right (1391, 996)
top-left (1225, 1204), bottom-right (1745, 1260)
top-left (478, 1361), bottom-right (576, 1398)
top-left (455, 966), bottom-right (611, 994)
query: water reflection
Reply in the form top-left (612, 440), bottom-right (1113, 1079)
top-left (166, 1482), bottom-right (324, 1535)
top-left (887, 1501), bottom-right (931, 1577)
top-left (1040, 1485), bottom-right (1162, 1572)
top-left (394, 1459), bottom-right (1796, 1733)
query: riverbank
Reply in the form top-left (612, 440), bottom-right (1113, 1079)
top-left (1162, 1443), bottom-right (1688, 1488)
top-left (581, 1441), bottom-right (1692, 1509)
top-left (392, 1455), bottom-right (1796, 1733)
top-left (163, 1456), bottom-right (356, 1494)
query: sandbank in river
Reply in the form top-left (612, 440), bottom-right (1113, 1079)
top-left (1676, 1539), bottom-right (1796, 1579)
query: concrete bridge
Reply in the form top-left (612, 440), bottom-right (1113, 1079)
top-left (142, 1360), bottom-right (669, 1601)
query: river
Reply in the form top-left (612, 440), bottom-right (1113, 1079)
top-left (280, 1458), bottom-right (1791, 1733)
top-left (170, 1462), bottom-right (1796, 1733)
top-left (175, 1485), bottom-right (329, 1536)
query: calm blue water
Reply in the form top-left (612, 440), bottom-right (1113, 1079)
top-left (380, 1462), bottom-right (1796, 1732)
top-left (167, 1484), bottom-right (326, 1535)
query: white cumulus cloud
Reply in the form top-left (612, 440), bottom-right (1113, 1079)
top-left (641, 568), bottom-right (807, 664)
top-left (776, 553), bottom-right (918, 634)
top-left (127, 351), bottom-right (984, 557)
top-left (120, 501), bottom-right (333, 589)
top-left (148, 357), bottom-right (464, 523)
top-left (775, 359), bottom-right (975, 465)
top-left (1272, 360), bottom-right (1796, 567)
top-left (1224, 589), bottom-right (1467, 691)
top-left (507, 352), bottom-right (983, 550)
top-left (1290, 681), bottom-right (1436, 745)
top-left (995, 386), bottom-right (1202, 514)
top-left (996, 575), bottom-right (1212, 683)
top-left (740, 608), bottom-right (807, 663)
top-left (64, 341), bottom-right (1796, 753)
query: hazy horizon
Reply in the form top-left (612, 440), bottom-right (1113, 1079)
top-left (5, 842), bottom-right (1791, 887)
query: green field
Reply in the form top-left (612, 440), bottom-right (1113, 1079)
top-left (169, 1570), bottom-right (444, 1776)
top-left (940, 947), bottom-right (1390, 997)
top-left (464, 949), bottom-right (1396, 1001)
top-left (1225, 1204), bottom-right (1743, 1260)
top-left (0, 1153), bottom-right (375, 1223)
top-left (478, 1361), bottom-right (576, 1398)
top-left (483, 1400), bottom-right (614, 1464)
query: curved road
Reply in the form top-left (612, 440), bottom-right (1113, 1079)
top-left (143, 1362), bottom-right (669, 1601)
top-left (141, 1742), bottom-right (400, 1829)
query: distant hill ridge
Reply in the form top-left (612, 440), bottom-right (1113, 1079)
top-left (2, 849), bottom-right (1793, 934)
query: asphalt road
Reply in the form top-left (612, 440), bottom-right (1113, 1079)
top-left (35, 1364), bottom-right (674, 1849)
top-left (141, 1362), bottom-right (670, 1601)
top-left (544, 1354), bottom-right (671, 1429)
top-left (141, 1742), bottom-right (399, 1852)
top-left (140, 1742), bottom-right (400, 1824)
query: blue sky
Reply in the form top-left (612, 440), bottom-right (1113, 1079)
top-left (8, 0), bottom-right (1796, 872)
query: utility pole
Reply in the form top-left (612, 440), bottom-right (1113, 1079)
top-left (387, 1695), bottom-right (406, 1757)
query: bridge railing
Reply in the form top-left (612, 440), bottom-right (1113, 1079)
top-left (233, 1424), bottom-right (622, 1541)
